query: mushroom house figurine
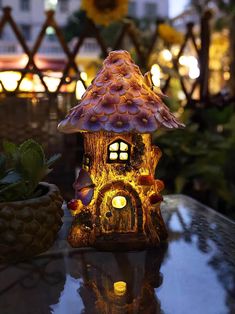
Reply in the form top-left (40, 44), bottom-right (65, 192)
top-left (58, 50), bottom-right (184, 250)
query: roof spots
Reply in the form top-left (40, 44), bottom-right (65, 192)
top-left (58, 50), bottom-right (184, 133)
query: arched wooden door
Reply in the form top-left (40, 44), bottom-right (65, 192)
top-left (96, 181), bottom-right (142, 234)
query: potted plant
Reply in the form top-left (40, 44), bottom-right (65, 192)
top-left (0, 139), bottom-right (63, 263)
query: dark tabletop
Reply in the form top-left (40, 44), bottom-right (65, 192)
top-left (0, 195), bottom-right (235, 314)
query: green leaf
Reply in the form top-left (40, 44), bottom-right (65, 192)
top-left (20, 149), bottom-right (44, 184)
top-left (2, 140), bottom-right (17, 155)
top-left (0, 139), bottom-right (61, 201)
top-left (19, 139), bottom-right (45, 163)
top-left (0, 171), bottom-right (21, 184)
top-left (0, 181), bottom-right (27, 202)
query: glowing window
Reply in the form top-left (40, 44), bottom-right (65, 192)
top-left (107, 140), bottom-right (130, 163)
top-left (112, 196), bottom-right (127, 209)
top-left (109, 142), bottom-right (119, 151)
top-left (120, 142), bottom-right (128, 151)
top-left (120, 152), bottom-right (128, 160)
top-left (110, 152), bottom-right (118, 160)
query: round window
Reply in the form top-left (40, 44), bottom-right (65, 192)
top-left (112, 196), bottom-right (127, 209)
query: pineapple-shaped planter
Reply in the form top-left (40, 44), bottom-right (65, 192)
top-left (0, 182), bottom-right (63, 263)
top-left (58, 50), bottom-right (184, 250)
top-left (0, 139), bottom-right (63, 262)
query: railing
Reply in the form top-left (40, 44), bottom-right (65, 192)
top-left (0, 6), bottom-right (213, 104)
top-left (0, 39), bottom-right (100, 56)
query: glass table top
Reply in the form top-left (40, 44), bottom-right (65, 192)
top-left (0, 195), bottom-right (235, 314)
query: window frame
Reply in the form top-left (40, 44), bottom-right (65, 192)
top-left (128, 1), bottom-right (137, 17)
top-left (107, 139), bottom-right (131, 164)
top-left (58, 0), bottom-right (69, 12)
top-left (20, 0), bottom-right (30, 11)
top-left (144, 1), bottom-right (157, 19)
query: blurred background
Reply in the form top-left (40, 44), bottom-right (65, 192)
top-left (0, 0), bottom-right (234, 218)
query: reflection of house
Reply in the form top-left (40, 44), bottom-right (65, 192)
top-left (71, 247), bottom-right (167, 314)
top-left (58, 50), bottom-right (183, 250)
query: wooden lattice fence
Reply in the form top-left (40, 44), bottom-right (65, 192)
top-left (0, 6), bottom-right (212, 103)
top-left (0, 6), bottom-right (214, 198)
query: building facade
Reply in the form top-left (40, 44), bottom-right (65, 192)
top-left (128, 0), bottom-right (168, 19)
top-left (0, 0), bottom-right (169, 43)
top-left (0, 0), bottom-right (168, 92)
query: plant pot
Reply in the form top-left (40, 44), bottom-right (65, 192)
top-left (0, 182), bottom-right (63, 263)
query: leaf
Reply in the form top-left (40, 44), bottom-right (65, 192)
top-left (19, 139), bottom-right (45, 163)
top-left (0, 171), bottom-right (21, 184)
top-left (0, 181), bottom-right (27, 202)
top-left (2, 140), bottom-right (17, 156)
top-left (0, 138), bottom-right (60, 201)
top-left (20, 149), bottom-right (44, 184)
top-left (46, 153), bottom-right (61, 167)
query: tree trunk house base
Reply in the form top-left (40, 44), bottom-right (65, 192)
top-left (67, 203), bottom-right (168, 251)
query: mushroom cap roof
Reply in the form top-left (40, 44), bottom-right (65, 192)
top-left (58, 50), bottom-right (184, 134)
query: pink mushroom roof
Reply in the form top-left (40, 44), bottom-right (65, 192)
top-left (58, 50), bottom-right (184, 134)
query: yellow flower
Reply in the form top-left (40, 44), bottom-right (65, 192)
top-left (81, 0), bottom-right (128, 26)
top-left (158, 23), bottom-right (184, 45)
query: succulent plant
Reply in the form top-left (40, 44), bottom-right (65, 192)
top-left (0, 139), bottom-right (61, 202)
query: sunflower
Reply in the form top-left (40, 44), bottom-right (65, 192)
top-left (81, 0), bottom-right (128, 26)
top-left (158, 23), bottom-right (184, 45)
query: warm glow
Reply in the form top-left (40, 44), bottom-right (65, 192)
top-left (20, 78), bottom-right (34, 91)
top-left (109, 152), bottom-right (118, 160)
top-left (114, 281), bottom-right (127, 296)
top-left (189, 66), bottom-right (200, 79)
top-left (179, 56), bottom-right (200, 79)
top-left (112, 196), bottom-right (127, 209)
top-left (120, 152), bottom-right (128, 160)
top-left (109, 142), bottom-right (119, 151)
top-left (172, 45), bottom-right (180, 56)
top-left (33, 74), bottom-right (45, 92)
top-left (179, 56), bottom-right (187, 66)
top-left (151, 64), bottom-right (161, 76)
top-left (80, 72), bottom-right (88, 81)
top-left (0, 71), bottom-right (21, 91)
top-left (224, 71), bottom-right (230, 80)
top-left (19, 54), bottom-right (29, 67)
top-left (177, 91), bottom-right (186, 100)
top-left (44, 75), bottom-right (60, 92)
top-left (161, 49), bottom-right (172, 61)
top-left (151, 64), bottom-right (161, 87)
top-left (120, 141), bottom-right (128, 151)
top-left (76, 80), bottom-right (86, 99)
top-left (152, 75), bottom-right (160, 87)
